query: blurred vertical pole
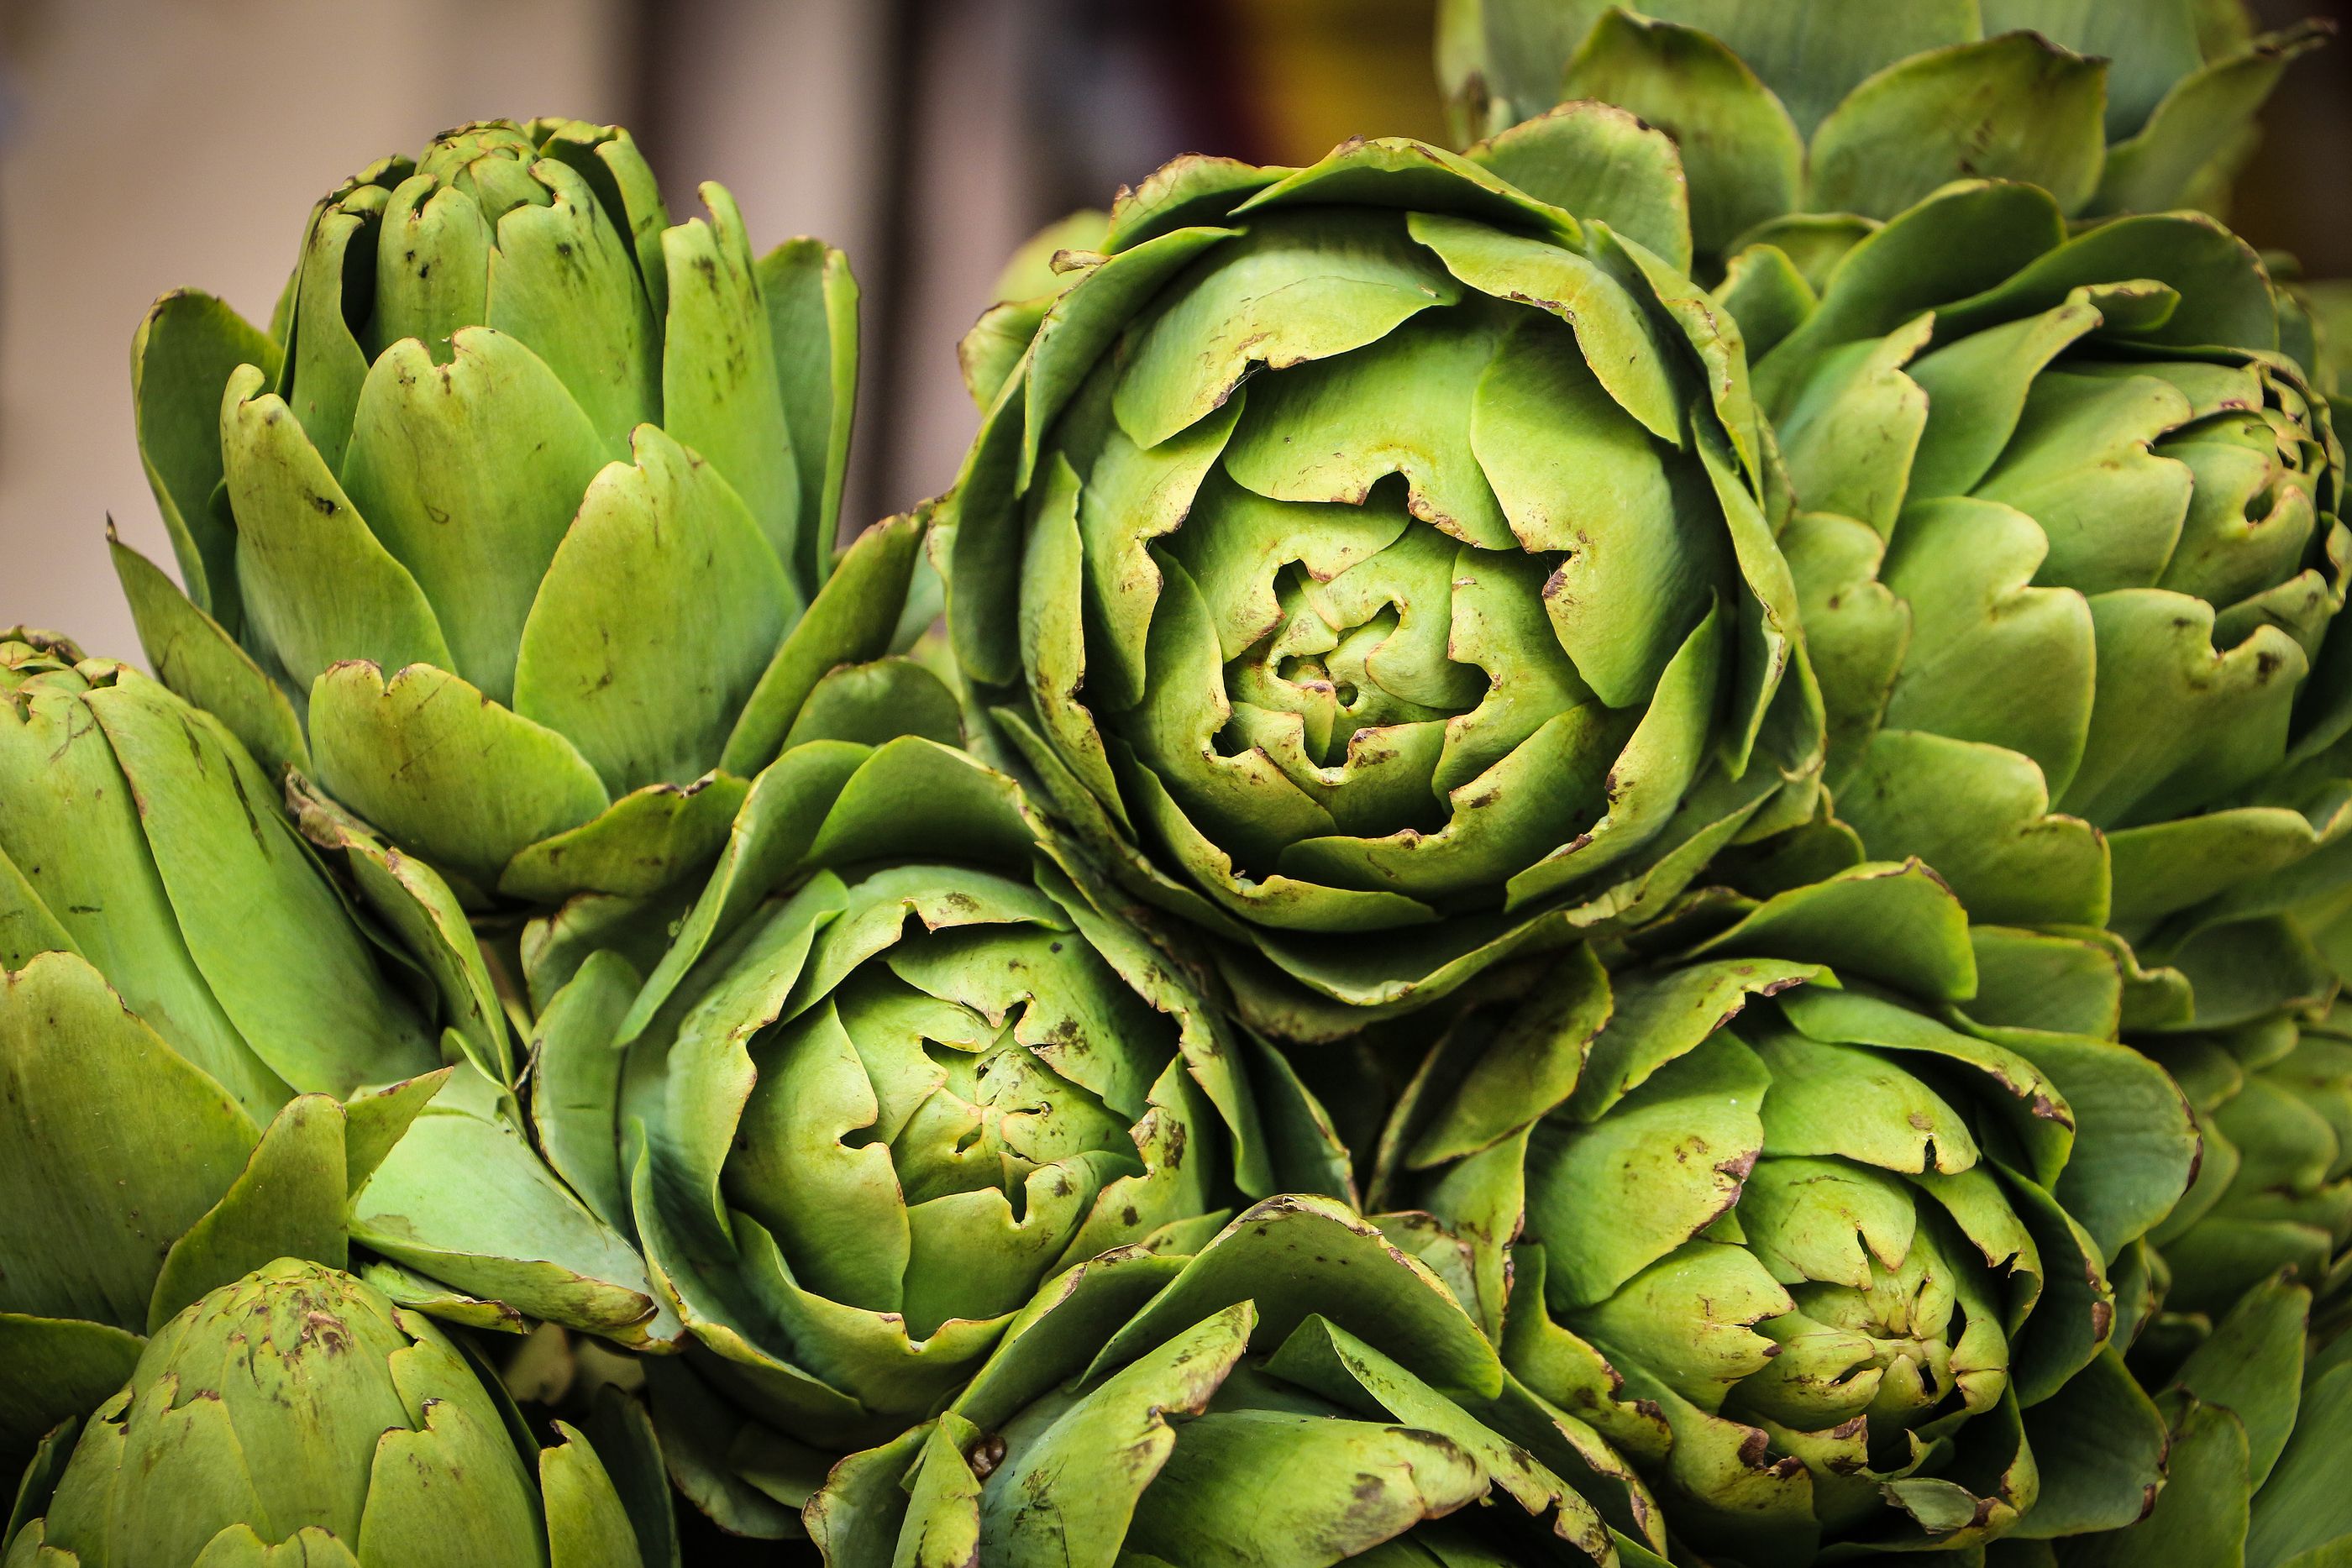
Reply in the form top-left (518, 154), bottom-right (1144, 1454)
top-left (861, 0), bottom-right (1044, 528)
top-left (852, 0), bottom-right (927, 534)
top-left (629, 0), bottom-right (899, 298)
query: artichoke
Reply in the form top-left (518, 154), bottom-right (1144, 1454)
top-left (0, 629), bottom-right (668, 1460)
top-left (2138, 1002), bottom-right (2352, 1336)
top-left (2066, 1276), bottom-right (2352, 1568)
top-left (0, 631), bottom-right (461, 1107)
top-left (1437, 0), bottom-right (2327, 270)
top-left (806, 1193), bottom-right (1672, 1567)
top-left (115, 117), bottom-right (932, 908)
top-left (945, 129), bottom-right (1820, 1042)
top-left (1, 1258), bottom-right (667, 1567)
top-left (1375, 861), bottom-right (2198, 1561)
top-left (0, 630), bottom-right (456, 1465)
top-left (525, 736), bottom-right (1343, 1532)
top-left (1722, 179), bottom-right (2351, 942)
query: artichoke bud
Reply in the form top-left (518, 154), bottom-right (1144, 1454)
top-left (10, 1259), bottom-right (643, 1567)
top-left (1746, 180), bottom-right (2350, 936)
top-left (612, 737), bottom-right (1292, 1455)
top-left (1380, 863), bottom-right (2198, 1562)
top-left (716, 865), bottom-right (1204, 1338)
top-left (1527, 1020), bottom-right (2029, 1451)
top-left (948, 136), bottom-right (1820, 1041)
top-left (123, 117), bottom-right (896, 910)
top-left (0, 630), bottom-right (438, 1119)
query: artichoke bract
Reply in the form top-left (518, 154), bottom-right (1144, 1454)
top-left (117, 118), bottom-right (924, 908)
top-left (0, 630), bottom-right (459, 1465)
top-left (806, 1194), bottom-right (1672, 1567)
top-left (2140, 1002), bottom-right (2352, 1331)
top-left (1725, 180), bottom-right (2351, 940)
top-left (945, 129), bottom-right (1819, 1041)
top-left (1, 1259), bottom-right (662, 1568)
top-left (1437, 0), bottom-right (2326, 270)
top-left (2077, 1276), bottom-right (2352, 1568)
top-left (1376, 863), bottom-right (2197, 1562)
top-left (525, 737), bottom-right (1341, 1524)
top-left (0, 631), bottom-right (456, 1109)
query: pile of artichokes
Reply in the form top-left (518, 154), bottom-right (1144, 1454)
top-left (6, 6), bottom-right (2351, 1563)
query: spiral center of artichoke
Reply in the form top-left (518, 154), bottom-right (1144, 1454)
top-left (1732, 1226), bottom-right (1975, 1435)
top-left (1173, 460), bottom-right (1615, 862)
top-left (721, 895), bottom-right (1184, 1339)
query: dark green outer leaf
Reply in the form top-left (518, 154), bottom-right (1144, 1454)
top-left (1555, 11), bottom-right (1798, 262)
top-left (1804, 34), bottom-right (2108, 222)
top-left (1463, 101), bottom-right (1694, 275)
top-left (2245, 1355), bottom-right (2352, 1565)
top-left (2007, 1348), bottom-right (2166, 1538)
top-left (89, 672), bottom-right (440, 1098)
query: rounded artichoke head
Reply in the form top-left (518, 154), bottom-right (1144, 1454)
top-left (252, 115), bottom-right (806, 730)
top-left (1382, 862), bottom-right (2198, 1564)
top-left (612, 736), bottom-right (1305, 1456)
top-left (717, 861), bottom-right (1216, 1335)
top-left (0, 630), bottom-right (437, 1118)
top-left (1735, 180), bottom-right (2352, 936)
top-left (15, 1258), bottom-right (642, 1567)
top-left (948, 135), bottom-right (1817, 1041)
top-left (1436, 0), bottom-right (2327, 263)
top-left (121, 118), bottom-right (895, 909)
top-left (806, 1194), bottom-right (1669, 1567)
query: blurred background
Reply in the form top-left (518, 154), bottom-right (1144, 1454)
top-left (1, 0), bottom-right (2346, 658)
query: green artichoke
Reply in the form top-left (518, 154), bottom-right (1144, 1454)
top-left (945, 129), bottom-right (1820, 1042)
top-left (523, 736), bottom-right (1343, 1531)
top-left (2, 1258), bottom-right (666, 1567)
top-left (116, 117), bottom-right (932, 908)
top-left (2137, 1003), bottom-right (2352, 1337)
top-left (1376, 861), bottom-right (2197, 1562)
top-left (1437, 0), bottom-right (2326, 270)
top-left (0, 631), bottom-right (462, 1107)
top-left (1723, 179), bottom-right (2350, 942)
top-left (0, 630), bottom-right (669, 1456)
top-left (807, 1193), bottom-right (1672, 1566)
top-left (0, 630), bottom-right (457, 1465)
top-left (2064, 1276), bottom-right (2352, 1568)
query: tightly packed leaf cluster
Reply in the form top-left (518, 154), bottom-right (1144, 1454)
top-left (8, 5), bottom-right (2352, 1565)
